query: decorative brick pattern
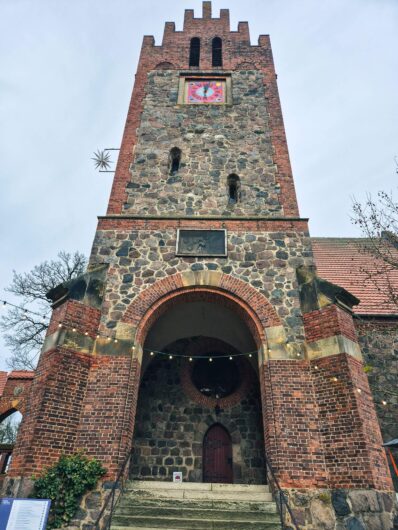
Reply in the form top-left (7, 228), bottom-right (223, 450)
top-left (303, 305), bottom-right (358, 343)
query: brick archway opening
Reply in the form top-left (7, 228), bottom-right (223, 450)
top-left (130, 285), bottom-right (268, 484)
top-left (135, 286), bottom-right (270, 350)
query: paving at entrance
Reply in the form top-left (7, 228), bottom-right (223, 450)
top-left (110, 480), bottom-right (282, 529)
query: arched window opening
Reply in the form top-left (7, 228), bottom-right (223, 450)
top-left (0, 411), bottom-right (22, 474)
top-left (169, 147), bottom-right (181, 175)
top-left (189, 37), bottom-right (200, 67)
top-left (228, 174), bottom-right (240, 204)
top-left (212, 37), bottom-right (223, 67)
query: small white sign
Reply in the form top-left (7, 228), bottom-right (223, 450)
top-left (173, 471), bottom-right (182, 483)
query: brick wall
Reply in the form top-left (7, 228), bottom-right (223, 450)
top-left (303, 304), bottom-right (358, 343)
top-left (47, 299), bottom-right (101, 338)
top-left (9, 347), bottom-right (91, 476)
top-left (261, 359), bottom-right (328, 489)
top-left (76, 355), bottom-right (141, 476)
top-left (260, 353), bottom-right (393, 491)
top-left (312, 353), bottom-right (392, 491)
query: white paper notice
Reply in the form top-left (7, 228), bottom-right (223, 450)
top-left (6, 500), bottom-right (49, 530)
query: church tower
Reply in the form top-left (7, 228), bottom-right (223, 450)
top-left (5, 3), bottom-right (395, 528)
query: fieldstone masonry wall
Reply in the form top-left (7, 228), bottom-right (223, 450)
top-left (124, 70), bottom-right (282, 217)
top-left (130, 356), bottom-right (266, 484)
top-left (356, 319), bottom-right (398, 492)
top-left (89, 224), bottom-right (312, 343)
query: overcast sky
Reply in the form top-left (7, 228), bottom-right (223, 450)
top-left (0, 0), bottom-right (397, 370)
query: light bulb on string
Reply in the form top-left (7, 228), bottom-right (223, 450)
top-left (382, 400), bottom-right (387, 406)
top-left (209, 357), bottom-right (213, 362)
top-left (150, 351), bottom-right (154, 356)
top-left (189, 357), bottom-right (193, 362)
top-left (229, 356), bottom-right (233, 360)
top-left (249, 353), bottom-right (252, 358)
top-left (169, 355), bottom-right (173, 360)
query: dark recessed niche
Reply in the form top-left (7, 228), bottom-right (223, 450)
top-left (192, 355), bottom-right (241, 398)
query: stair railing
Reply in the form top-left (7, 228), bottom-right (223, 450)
top-left (264, 454), bottom-right (300, 530)
top-left (93, 449), bottom-right (133, 530)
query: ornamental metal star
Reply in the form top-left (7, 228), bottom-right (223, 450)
top-left (92, 149), bottom-right (112, 170)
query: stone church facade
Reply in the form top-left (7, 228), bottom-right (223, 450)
top-left (2, 3), bottom-right (397, 529)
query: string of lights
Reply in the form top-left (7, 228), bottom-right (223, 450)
top-left (0, 298), bottom-right (392, 407)
top-left (0, 298), bottom-right (259, 359)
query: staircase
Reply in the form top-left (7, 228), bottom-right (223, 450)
top-left (110, 480), bottom-right (282, 529)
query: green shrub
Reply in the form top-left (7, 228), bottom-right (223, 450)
top-left (32, 452), bottom-right (106, 529)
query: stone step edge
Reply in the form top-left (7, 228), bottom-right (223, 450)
top-left (111, 524), bottom-right (282, 530)
top-left (127, 481), bottom-right (269, 492)
top-left (123, 491), bottom-right (273, 501)
top-left (113, 513), bottom-right (280, 528)
top-left (118, 502), bottom-right (278, 510)
top-left (115, 510), bottom-right (278, 520)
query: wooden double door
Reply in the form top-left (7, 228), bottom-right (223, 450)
top-left (203, 424), bottom-right (233, 483)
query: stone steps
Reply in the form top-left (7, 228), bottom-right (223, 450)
top-left (110, 480), bottom-right (282, 530)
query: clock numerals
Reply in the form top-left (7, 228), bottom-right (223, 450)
top-left (186, 80), bottom-right (225, 104)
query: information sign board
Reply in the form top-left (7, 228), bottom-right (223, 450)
top-left (0, 498), bottom-right (51, 530)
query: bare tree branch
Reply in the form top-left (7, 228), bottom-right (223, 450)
top-left (0, 416), bottom-right (20, 444)
top-left (0, 251), bottom-right (87, 370)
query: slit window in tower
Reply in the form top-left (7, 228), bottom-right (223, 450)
top-left (189, 37), bottom-right (200, 67)
top-left (212, 37), bottom-right (223, 67)
top-left (228, 174), bottom-right (240, 204)
top-left (169, 147), bottom-right (181, 175)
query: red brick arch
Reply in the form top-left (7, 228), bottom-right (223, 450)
top-left (0, 371), bottom-right (34, 423)
top-left (122, 272), bottom-right (281, 347)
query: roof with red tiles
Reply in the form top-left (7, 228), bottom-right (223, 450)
top-left (312, 238), bottom-right (398, 316)
top-left (8, 370), bottom-right (35, 380)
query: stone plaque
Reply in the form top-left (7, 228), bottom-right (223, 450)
top-left (176, 229), bottom-right (227, 257)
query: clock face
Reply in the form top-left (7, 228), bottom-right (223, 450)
top-left (186, 80), bottom-right (225, 104)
